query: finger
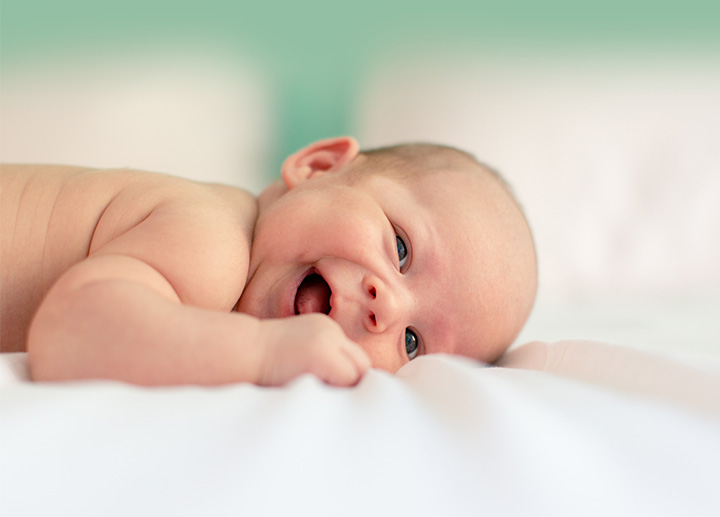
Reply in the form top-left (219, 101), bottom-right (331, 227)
top-left (315, 349), bottom-right (365, 387)
top-left (339, 340), bottom-right (372, 376)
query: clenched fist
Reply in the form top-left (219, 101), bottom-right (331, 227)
top-left (256, 314), bottom-right (371, 386)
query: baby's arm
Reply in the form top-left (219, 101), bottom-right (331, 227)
top-left (27, 185), bottom-right (369, 386)
top-left (29, 255), bottom-right (368, 386)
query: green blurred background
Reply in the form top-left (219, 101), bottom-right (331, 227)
top-left (2, 0), bottom-right (719, 170)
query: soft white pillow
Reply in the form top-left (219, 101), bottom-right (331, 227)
top-left (499, 339), bottom-right (720, 418)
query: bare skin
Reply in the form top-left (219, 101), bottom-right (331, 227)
top-left (0, 137), bottom-right (537, 387)
top-left (1, 163), bottom-right (371, 386)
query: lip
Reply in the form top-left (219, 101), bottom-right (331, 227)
top-left (281, 267), bottom-right (316, 318)
top-left (281, 266), bottom-right (337, 318)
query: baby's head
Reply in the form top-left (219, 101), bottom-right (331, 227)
top-left (238, 137), bottom-right (537, 369)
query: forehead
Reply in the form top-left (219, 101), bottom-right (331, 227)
top-left (361, 157), bottom-right (492, 206)
top-left (368, 164), bottom-right (500, 231)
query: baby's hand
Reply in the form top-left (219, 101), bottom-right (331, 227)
top-left (256, 314), bottom-right (371, 387)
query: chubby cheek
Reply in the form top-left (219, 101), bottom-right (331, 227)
top-left (318, 220), bottom-right (380, 262)
top-left (320, 199), bottom-right (388, 260)
top-left (261, 194), bottom-right (385, 262)
top-left (355, 336), bottom-right (403, 373)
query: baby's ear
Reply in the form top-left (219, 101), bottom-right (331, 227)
top-left (281, 136), bottom-right (360, 189)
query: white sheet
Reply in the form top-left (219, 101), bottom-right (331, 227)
top-left (2, 342), bottom-right (719, 517)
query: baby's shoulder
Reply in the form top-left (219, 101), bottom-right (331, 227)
top-left (156, 178), bottom-right (258, 264)
top-left (90, 170), bottom-right (258, 309)
top-left (85, 169), bottom-right (256, 249)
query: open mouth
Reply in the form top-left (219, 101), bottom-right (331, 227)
top-left (294, 270), bottom-right (332, 315)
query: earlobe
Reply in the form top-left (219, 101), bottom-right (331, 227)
top-left (281, 136), bottom-right (360, 189)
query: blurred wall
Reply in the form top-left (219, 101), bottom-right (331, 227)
top-left (2, 0), bottom-right (719, 176)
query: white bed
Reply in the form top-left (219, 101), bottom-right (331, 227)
top-left (2, 343), bottom-right (720, 517)
top-left (2, 50), bottom-right (719, 516)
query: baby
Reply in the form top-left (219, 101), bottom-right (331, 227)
top-left (0, 136), bottom-right (537, 386)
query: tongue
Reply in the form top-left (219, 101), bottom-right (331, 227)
top-left (295, 274), bottom-right (331, 315)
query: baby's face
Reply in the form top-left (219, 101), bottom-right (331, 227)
top-left (237, 161), bottom-right (536, 371)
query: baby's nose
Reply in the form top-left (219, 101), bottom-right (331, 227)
top-left (361, 275), bottom-right (406, 334)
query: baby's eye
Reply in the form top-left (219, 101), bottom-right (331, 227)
top-left (405, 328), bottom-right (419, 360)
top-left (396, 235), bottom-right (408, 269)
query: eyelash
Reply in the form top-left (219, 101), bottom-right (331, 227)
top-left (393, 227), bottom-right (419, 360)
top-left (394, 228), bottom-right (411, 272)
top-left (405, 328), bottom-right (420, 360)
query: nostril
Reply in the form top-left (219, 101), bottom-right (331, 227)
top-left (369, 286), bottom-right (376, 298)
top-left (369, 313), bottom-right (377, 326)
